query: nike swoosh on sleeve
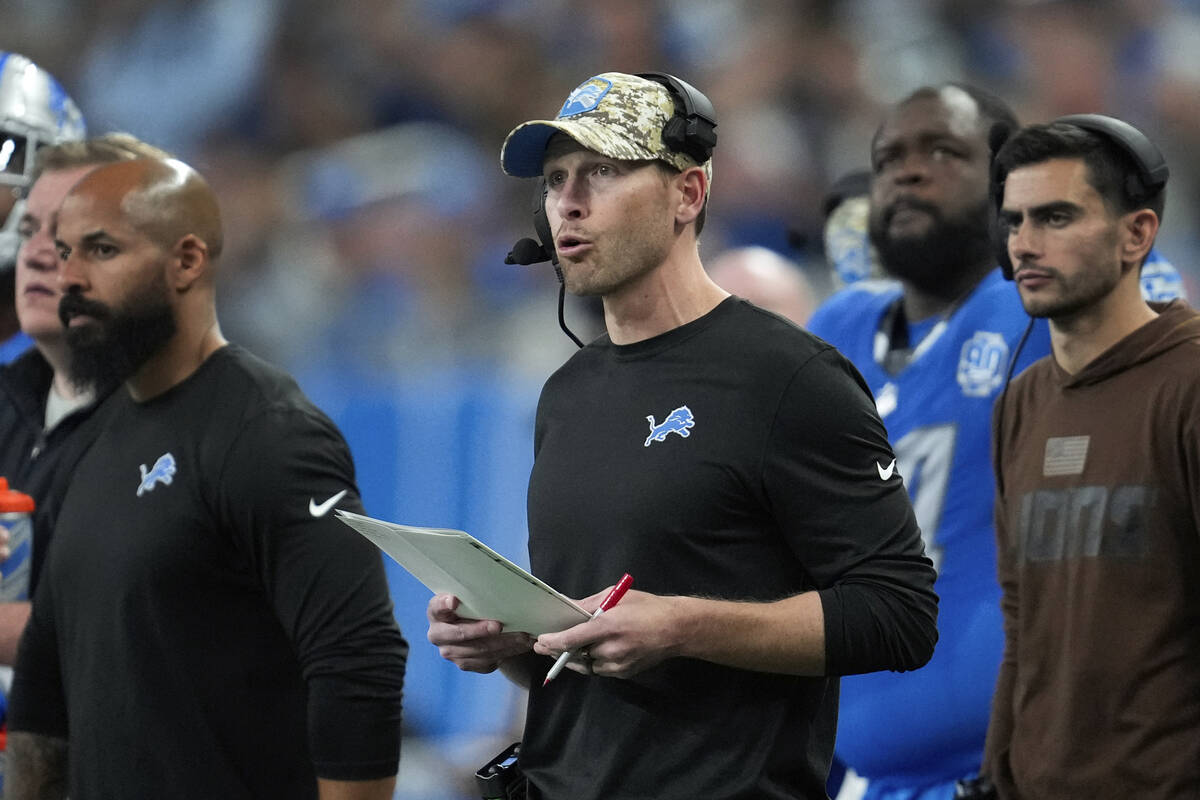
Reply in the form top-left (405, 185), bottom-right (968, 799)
top-left (308, 489), bottom-right (349, 517)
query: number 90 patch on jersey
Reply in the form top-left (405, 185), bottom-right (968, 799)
top-left (956, 331), bottom-right (1009, 398)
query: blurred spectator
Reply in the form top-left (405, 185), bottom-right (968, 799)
top-left (74, 0), bottom-right (281, 158)
top-left (707, 245), bottom-right (821, 325)
top-left (819, 168), bottom-right (886, 290)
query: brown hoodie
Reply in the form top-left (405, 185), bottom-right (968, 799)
top-left (985, 300), bottom-right (1200, 799)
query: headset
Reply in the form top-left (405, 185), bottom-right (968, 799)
top-left (505, 72), bottom-right (718, 347)
top-left (994, 113), bottom-right (1169, 280)
top-left (641, 71), bottom-right (718, 167)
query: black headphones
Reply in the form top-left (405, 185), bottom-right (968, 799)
top-left (505, 72), bottom-right (718, 268)
top-left (994, 113), bottom-right (1169, 279)
top-left (638, 71), bottom-right (719, 166)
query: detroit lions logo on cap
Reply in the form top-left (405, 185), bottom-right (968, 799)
top-left (558, 77), bottom-right (613, 118)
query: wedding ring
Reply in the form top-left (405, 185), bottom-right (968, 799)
top-left (580, 647), bottom-right (595, 675)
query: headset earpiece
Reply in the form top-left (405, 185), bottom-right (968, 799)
top-left (993, 166), bottom-right (1015, 280)
top-left (532, 177), bottom-right (555, 264)
top-left (988, 122), bottom-right (1017, 280)
top-left (995, 207), bottom-right (1015, 281)
top-left (636, 72), bottom-right (718, 166)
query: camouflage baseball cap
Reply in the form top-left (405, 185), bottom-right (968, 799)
top-left (500, 72), bottom-right (712, 180)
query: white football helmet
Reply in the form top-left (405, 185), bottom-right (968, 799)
top-left (0, 52), bottom-right (86, 268)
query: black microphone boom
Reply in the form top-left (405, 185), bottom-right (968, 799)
top-left (505, 237), bottom-right (552, 265)
top-left (503, 236), bottom-right (583, 348)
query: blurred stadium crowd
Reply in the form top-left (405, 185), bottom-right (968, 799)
top-left (10, 0), bottom-right (1200, 376)
top-left (7, 0), bottom-right (1200, 797)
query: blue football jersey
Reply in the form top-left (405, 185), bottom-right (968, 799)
top-left (809, 269), bottom-right (1051, 796)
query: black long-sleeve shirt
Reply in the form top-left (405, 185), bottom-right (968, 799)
top-left (9, 345), bottom-right (407, 798)
top-left (521, 298), bottom-right (937, 800)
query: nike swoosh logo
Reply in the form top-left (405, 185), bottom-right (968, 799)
top-left (309, 489), bottom-right (348, 517)
top-left (877, 459), bottom-right (897, 481)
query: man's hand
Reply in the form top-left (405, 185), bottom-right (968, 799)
top-left (533, 589), bottom-right (686, 679)
top-left (426, 594), bottom-right (534, 674)
top-left (535, 589), bottom-right (827, 678)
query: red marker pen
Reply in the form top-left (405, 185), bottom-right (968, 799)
top-left (542, 573), bottom-right (633, 686)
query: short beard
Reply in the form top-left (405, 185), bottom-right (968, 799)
top-left (61, 275), bottom-right (177, 392)
top-left (561, 220), bottom-right (672, 299)
top-left (869, 196), bottom-right (994, 297)
top-left (1020, 264), bottom-right (1123, 321)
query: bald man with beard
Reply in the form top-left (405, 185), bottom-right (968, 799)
top-left (5, 159), bottom-right (408, 800)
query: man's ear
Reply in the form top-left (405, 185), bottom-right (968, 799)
top-left (170, 234), bottom-right (210, 290)
top-left (1121, 209), bottom-right (1158, 270)
top-left (675, 166), bottom-right (708, 228)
